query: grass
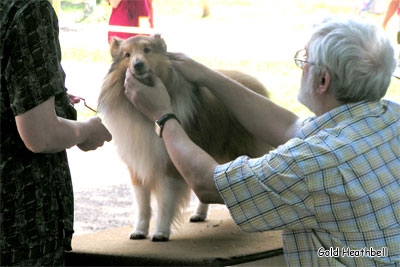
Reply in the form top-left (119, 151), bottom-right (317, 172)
top-left (61, 47), bottom-right (111, 63)
top-left (60, 0), bottom-right (110, 23)
top-left (58, 0), bottom-right (399, 119)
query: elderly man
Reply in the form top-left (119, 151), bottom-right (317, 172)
top-left (124, 18), bottom-right (400, 266)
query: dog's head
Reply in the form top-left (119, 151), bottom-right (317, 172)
top-left (109, 34), bottom-right (171, 86)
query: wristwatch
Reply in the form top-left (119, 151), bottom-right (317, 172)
top-left (155, 113), bottom-right (181, 138)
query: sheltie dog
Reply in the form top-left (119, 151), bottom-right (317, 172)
top-left (98, 34), bottom-right (270, 241)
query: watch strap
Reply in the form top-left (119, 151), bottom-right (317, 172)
top-left (155, 113), bottom-right (181, 138)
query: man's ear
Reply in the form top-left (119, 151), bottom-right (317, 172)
top-left (110, 37), bottom-right (123, 59)
top-left (316, 68), bottom-right (331, 95)
top-left (152, 34), bottom-right (167, 52)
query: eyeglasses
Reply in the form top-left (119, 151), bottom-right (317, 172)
top-left (294, 49), bottom-right (313, 69)
top-left (294, 49), bottom-right (400, 79)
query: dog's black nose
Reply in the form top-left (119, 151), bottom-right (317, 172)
top-left (134, 61), bottom-right (145, 72)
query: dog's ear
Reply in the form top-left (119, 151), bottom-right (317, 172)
top-left (153, 34), bottom-right (167, 52)
top-left (110, 37), bottom-right (123, 59)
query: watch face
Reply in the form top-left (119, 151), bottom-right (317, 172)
top-left (155, 121), bottom-right (162, 137)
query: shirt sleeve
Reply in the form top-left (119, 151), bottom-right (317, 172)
top-left (5, 1), bottom-right (66, 116)
top-left (292, 118), bottom-right (306, 137)
top-left (214, 142), bottom-right (318, 233)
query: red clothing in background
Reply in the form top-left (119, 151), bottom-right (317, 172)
top-left (108, 0), bottom-right (153, 42)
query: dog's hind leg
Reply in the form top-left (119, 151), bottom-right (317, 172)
top-left (190, 201), bottom-right (209, 222)
top-left (129, 170), bottom-right (152, 240)
top-left (152, 176), bottom-right (190, 242)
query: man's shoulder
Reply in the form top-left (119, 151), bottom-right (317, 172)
top-left (385, 99), bottom-right (400, 114)
top-left (297, 101), bottom-right (399, 138)
top-left (287, 101), bottom-right (399, 170)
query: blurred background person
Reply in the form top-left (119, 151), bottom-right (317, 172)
top-left (382, 0), bottom-right (400, 42)
top-left (382, 0), bottom-right (400, 65)
top-left (108, 0), bottom-right (153, 42)
top-left (202, 0), bottom-right (211, 18)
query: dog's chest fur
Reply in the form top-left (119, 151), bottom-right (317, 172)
top-left (99, 68), bottom-right (198, 183)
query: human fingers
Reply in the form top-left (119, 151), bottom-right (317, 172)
top-left (87, 117), bottom-right (112, 142)
top-left (68, 94), bottom-right (81, 104)
top-left (169, 57), bottom-right (209, 85)
top-left (124, 69), bottom-right (141, 101)
top-left (78, 118), bottom-right (112, 151)
top-left (124, 70), bottom-right (171, 120)
top-left (95, 117), bottom-right (112, 142)
top-left (167, 53), bottom-right (196, 80)
top-left (124, 69), bottom-right (167, 99)
top-left (124, 69), bottom-right (154, 90)
top-left (166, 52), bottom-right (187, 61)
top-left (101, 122), bottom-right (112, 142)
top-left (151, 74), bottom-right (166, 88)
top-left (124, 68), bottom-right (136, 88)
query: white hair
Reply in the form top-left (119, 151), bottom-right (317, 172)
top-left (308, 17), bottom-right (396, 103)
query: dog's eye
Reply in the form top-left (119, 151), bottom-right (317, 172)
top-left (144, 47), bottom-right (151, 53)
top-left (125, 52), bottom-right (130, 58)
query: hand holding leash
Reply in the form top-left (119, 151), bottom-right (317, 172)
top-left (77, 117), bottom-right (112, 152)
top-left (68, 93), bottom-right (81, 105)
top-left (124, 69), bottom-right (173, 121)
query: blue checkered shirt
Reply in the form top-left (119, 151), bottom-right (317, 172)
top-left (215, 100), bottom-right (400, 266)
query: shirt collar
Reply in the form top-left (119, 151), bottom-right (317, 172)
top-left (297, 100), bottom-right (389, 139)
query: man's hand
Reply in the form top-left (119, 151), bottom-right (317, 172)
top-left (167, 52), bottom-right (211, 86)
top-left (77, 117), bottom-right (112, 151)
top-left (124, 69), bottom-right (173, 121)
top-left (169, 52), bottom-right (298, 147)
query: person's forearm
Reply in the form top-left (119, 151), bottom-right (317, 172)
top-left (202, 69), bottom-right (299, 147)
top-left (16, 97), bottom-right (91, 153)
top-left (42, 117), bottom-right (91, 153)
top-left (161, 119), bottom-right (223, 204)
top-left (18, 116), bottom-right (91, 154)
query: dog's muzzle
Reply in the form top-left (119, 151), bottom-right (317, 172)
top-left (134, 60), bottom-right (145, 72)
top-left (130, 61), bottom-right (154, 86)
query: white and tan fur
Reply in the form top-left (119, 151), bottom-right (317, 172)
top-left (98, 35), bottom-right (270, 241)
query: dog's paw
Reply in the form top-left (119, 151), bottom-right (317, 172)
top-left (151, 232), bottom-right (170, 242)
top-left (129, 230), bottom-right (148, 240)
top-left (189, 213), bottom-right (207, 222)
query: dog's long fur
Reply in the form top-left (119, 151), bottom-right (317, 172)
top-left (98, 35), bottom-right (270, 241)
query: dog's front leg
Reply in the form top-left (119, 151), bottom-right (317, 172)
top-left (153, 176), bottom-right (190, 242)
top-left (129, 177), bottom-right (151, 240)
